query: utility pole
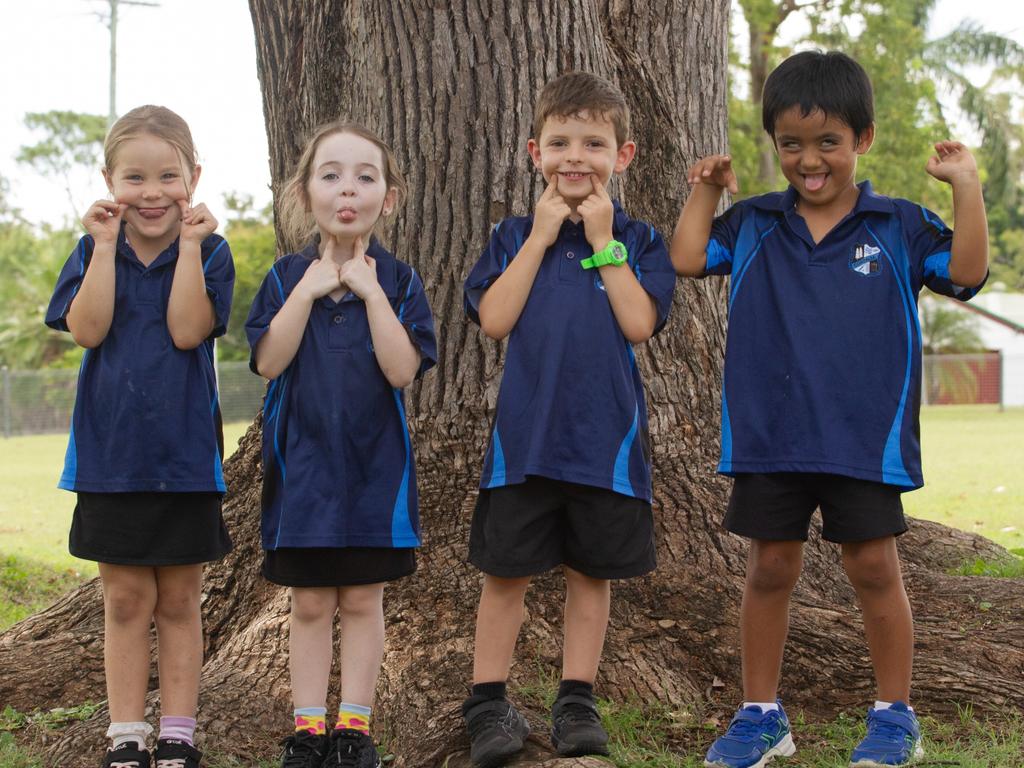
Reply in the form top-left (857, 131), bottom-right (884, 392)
top-left (92, 0), bottom-right (160, 127)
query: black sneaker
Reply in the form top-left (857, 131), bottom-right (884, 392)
top-left (462, 697), bottom-right (530, 768)
top-left (153, 739), bottom-right (202, 768)
top-left (323, 729), bottom-right (380, 768)
top-left (550, 693), bottom-right (609, 757)
top-left (102, 741), bottom-right (151, 768)
top-left (279, 731), bottom-right (330, 768)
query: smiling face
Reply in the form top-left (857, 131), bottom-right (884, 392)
top-left (527, 111), bottom-right (635, 205)
top-left (305, 131), bottom-right (396, 245)
top-left (103, 133), bottom-right (199, 253)
top-left (773, 106), bottom-right (874, 215)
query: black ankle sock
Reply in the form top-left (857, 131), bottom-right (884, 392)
top-left (471, 681), bottom-right (507, 701)
top-left (557, 679), bottom-right (594, 700)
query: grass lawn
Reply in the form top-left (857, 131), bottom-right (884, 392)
top-left (902, 405), bottom-right (1024, 552)
top-left (0, 422), bottom-right (250, 627)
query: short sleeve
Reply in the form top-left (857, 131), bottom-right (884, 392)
top-left (910, 205), bottom-right (987, 301)
top-left (394, 267), bottom-right (438, 379)
top-left (464, 220), bottom-right (521, 325)
top-left (704, 204), bottom-right (744, 276)
top-left (628, 224), bottom-right (676, 336)
top-left (202, 236), bottom-right (235, 337)
top-left (245, 261), bottom-right (288, 374)
top-left (44, 235), bottom-right (93, 332)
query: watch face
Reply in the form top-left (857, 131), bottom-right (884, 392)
top-left (612, 244), bottom-right (627, 263)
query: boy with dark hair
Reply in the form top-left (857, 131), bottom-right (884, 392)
top-left (671, 50), bottom-right (988, 768)
top-left (461, 70), bottom-right (676, 768)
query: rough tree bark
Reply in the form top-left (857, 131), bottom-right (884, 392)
top-left (2, 2), bottom-right (1023, 767)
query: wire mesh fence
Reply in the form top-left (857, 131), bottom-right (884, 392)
top-left (1, 361), bottom-right (266, 437)
top-left (3, 353), bottom-right (1023, 438)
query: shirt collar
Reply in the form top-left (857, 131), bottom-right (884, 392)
top-left (750, 180), bottom-right (894, 215)
top-left (114, 223), bottom-right (180, 269)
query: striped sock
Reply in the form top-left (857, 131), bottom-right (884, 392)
top-left (158, 716), bottom-right (196, 746)
top-left (294, 707), bottom-right (328, 735)
top-left (334, 703), bottom-right (371, 735)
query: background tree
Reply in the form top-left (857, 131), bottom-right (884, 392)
top-left (16, 111), bottom-right (107, 220)
top-left (2, 4), bottom-right (1022, 767)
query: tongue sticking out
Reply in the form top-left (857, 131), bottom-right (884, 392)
top-left (338, 210), bottom-right (357, 223)
top-left (804, 174), bottom-right (827, 192)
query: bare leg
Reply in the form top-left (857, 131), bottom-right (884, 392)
top-left (842, 537), bottom-right (913, 703)
top-left (337, 583), bottom-right (386, 707)
top-left (740, 540), bottom-right (804, 702)
top-left (561, 568), bottom-right (610, 683)
top-left (100, 563), bottom-right (159, 722)
top-left (472, 574), bottom-right (532, 684)
top-left (289, 587), bottom-right (339, 708)
top-left (153, 564), bottom-right (204, 717)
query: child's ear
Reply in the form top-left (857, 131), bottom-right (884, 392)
top-left (527, 139), bottom-right (543, 172)
top-left (614, 141), bottom-right (637, 173)
top-left (102, 168), bottom-right (114, 196)
top-left (382, 187), bottom-right (398, 217)
top-left (856, 124), bottom-right (876, 155)
top-left (190, 163), bottom-right (203, 192)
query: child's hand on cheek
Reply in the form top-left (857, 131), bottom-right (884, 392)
top-left (531, 175), bottom-right (572, 248)
top-left (578, 174), bottom-right (615, 252)
top-left (178, 200), bottom-right (218, 244)
top-left (82, 200), bottom-right (126, 246)
top-left (338, 236), bottom-right (382, 301)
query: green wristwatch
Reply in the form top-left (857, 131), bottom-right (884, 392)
top-left (580, 239), bottom-right (628, 269)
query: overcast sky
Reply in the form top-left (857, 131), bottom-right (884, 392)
top-left (0, 1), bottom-right (1021, 229)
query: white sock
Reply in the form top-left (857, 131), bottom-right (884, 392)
top-left (106, 721), bottom-right (153, 750)
top-left (743, 701), bottom-right (779, 712)
top-left (874, 700), bottom-right (913, 712)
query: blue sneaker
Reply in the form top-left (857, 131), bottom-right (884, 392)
top-left (704, 702), bottom-right (796, 768)
top-left (849, 702), bottom-right (924, 766)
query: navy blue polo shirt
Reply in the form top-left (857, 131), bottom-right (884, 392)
top-left (705, 180), bottom-right (986, 489)
top-left (45, 228), bottom-right (235, 493)
top-left (464, 202), bottom-right (675, 502)
top-left (246, 240), bottom-right (437, 550)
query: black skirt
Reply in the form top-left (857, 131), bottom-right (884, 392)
top-left (263, 547), bottom-right (416, 587)
top-left (70, 492), bottom-right (232, 566)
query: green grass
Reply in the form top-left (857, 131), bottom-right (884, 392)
top-left (903, 405), bottom-right (1024, 551)
top-left (0, 422), bottom-right (249, 631)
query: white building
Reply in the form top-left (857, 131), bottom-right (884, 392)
top-left (922, 284), bottom-right (1024, 406)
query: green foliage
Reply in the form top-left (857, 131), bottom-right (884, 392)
top-left (919, 300), bottom-right (985, 353)
top-left (16, 112), bottom-right (107, 180)
top-left (0, 554), bottom-right (87, 631)
top-left (0, 220), bottom-right (79, 369)
top-left (220, 193), bottom-right (278, 362)
top-left (954, 555), bottom-right (1024, 578)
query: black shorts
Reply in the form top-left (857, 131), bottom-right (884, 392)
top-left (70, 492), bottom-right (232, 566)
top-left (469, 476), bottom-right (656, 579)
top-left (263, 547), bottom-right (416, 587)
top-left (724, 472), bottom-right (907, 543)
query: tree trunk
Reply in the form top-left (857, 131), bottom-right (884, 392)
top-left (3, 3), bottom-right (1023, 767)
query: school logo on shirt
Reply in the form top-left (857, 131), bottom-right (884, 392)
top-left (849, 243), bottom-right (882, 277)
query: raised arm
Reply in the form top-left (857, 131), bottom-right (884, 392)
top-left (339, 237), bottom-right (421, 388)
top-left (578, 175), bottom-right (657, 343)
top-left (925, 141), bottom-right (989, 287)
top-left (167, 201), bottom-right (218, 349)
top-left (669, 154), bottom-right (738, 277)
top-left (478, 177), bottom-right (570, 340)
top-left (254, 246), bottom-right (343, 380)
